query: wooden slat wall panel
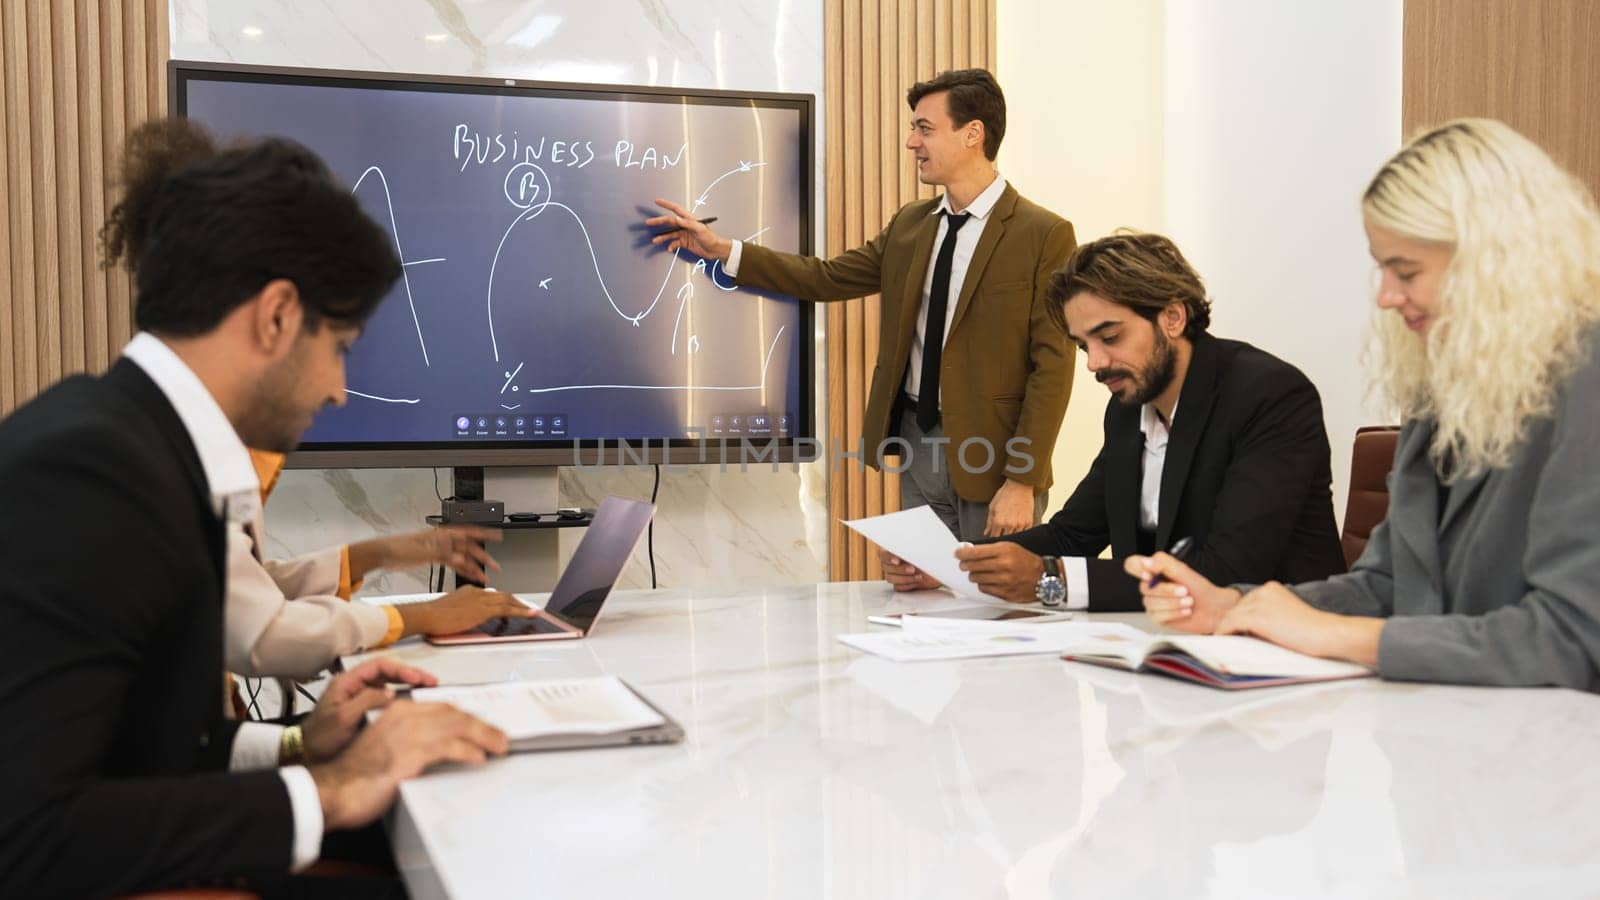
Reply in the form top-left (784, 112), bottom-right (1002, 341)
top-left (982, 0), bottom-right (992, 71)
top-left (75, 0), bottom-right (108, 372)
top-left (29, 2), bottom-right (63, 393)
top-left (859, 1), bottom-right (882, 531)
top-left (149, 0), bottom-right (167, 117)
top-left (842, 0), bottom-right (865, 562)
top-left (824, 0), bottom-right (848, 580)
top-left (896, 2), bottom-right (916, 207)
top-left (868, 0), bottom-right (894, 527)
top-left (101, 0), bottom-right (135, 355)
top-left (4, 0), bottom-right (39, 406)
top-left (0, 4), bottom-right (14, 412)
top-left (0, 0), bottom-right (164, 415)
top-left (53, 1), bottom-right (85, 378)
top-left (1403, 0), bottom-right (1600, 200)
top-left (823, 0), bottom-right (995, 580)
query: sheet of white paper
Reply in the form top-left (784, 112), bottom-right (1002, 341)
top-left (408, 675), bottom-right (664, 737)
top-left (839, 621), bottom-right (1148, 663)
top-left (844, 506), bottom-right (981, 596)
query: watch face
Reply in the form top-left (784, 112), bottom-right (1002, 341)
top-left (1037, 577), bottom-right (1066, 607)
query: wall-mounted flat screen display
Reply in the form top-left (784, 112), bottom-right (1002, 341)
top-left (172, 61), bottom-right (814, 466)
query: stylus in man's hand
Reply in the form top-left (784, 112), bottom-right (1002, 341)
top-left (1144, 536), bottom-right (1194, 588)
top-left (655, 215), bottom-right (717, 235)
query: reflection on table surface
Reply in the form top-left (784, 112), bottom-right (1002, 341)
top-left (346, 581), bottom-right (1600, 900)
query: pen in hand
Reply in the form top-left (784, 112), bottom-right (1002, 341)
top-left (1144, 536), bottom-right (1194, 588)
top-left (656, 215), bottom-right (717, 235)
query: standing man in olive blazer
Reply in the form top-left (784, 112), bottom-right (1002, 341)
top-left (650, 68), bottom-right (1076, 543)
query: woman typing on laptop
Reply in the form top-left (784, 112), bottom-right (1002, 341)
top-left (1128, 119), bottom-right (1600, 692)
top-left (227, 450), bottom-right (536, 681)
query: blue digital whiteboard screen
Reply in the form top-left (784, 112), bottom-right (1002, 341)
top-left (171, 62), bottom-right (814, 467)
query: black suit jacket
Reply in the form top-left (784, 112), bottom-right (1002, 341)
top-left (1007, 334), bottom-right (1346, 611)
top-left (0, 360), bottom-right (293, 897)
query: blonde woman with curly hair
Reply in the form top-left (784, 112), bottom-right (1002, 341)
top-left (1127, 118), bottom-right (1600, 690)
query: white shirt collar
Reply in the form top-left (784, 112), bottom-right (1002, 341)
top-left (121, 333), bottom-right (260, 521)
top-left (1140, 398), bottom-right (1178, 443)
top-left (933, 172), bottom-right (1006, 220)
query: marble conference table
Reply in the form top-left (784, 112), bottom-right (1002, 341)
top-left (344, 581), bottom-right (1600, 899)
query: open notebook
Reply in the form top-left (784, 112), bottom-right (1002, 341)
top-left (1060, 633), bottom-right (1374, 690)
top-left (405, 675), bottom-right (684, 751)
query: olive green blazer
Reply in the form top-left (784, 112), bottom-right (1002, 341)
top-left (737, 183), bottom-right (1075, 501)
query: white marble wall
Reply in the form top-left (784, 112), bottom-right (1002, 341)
top-left (171, 0), bottom-right (829, 591)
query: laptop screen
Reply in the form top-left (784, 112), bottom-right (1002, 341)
top-left (543, 496), bottom-right (655, 633)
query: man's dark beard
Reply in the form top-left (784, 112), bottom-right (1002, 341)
top-left (234, 345), bottom-right (317, 453)
top-left (1099, 328), bottom-right (1177, 407)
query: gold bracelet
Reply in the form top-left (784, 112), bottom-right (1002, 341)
top-left (279, 724), bottom-right (306, 765)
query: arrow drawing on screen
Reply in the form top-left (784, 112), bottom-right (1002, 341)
top-left (694, 161), bottom-right (766, 210)
top-left (352, 166), bottom-right (436, 366)
top-left (670, 283), bottom-right (696, 356)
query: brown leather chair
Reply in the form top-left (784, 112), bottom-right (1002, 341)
top-left (1341, 426), bottom-right (1402, 568)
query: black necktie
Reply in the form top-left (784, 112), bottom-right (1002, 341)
top-left (917, 211), bottom-right (971, 433)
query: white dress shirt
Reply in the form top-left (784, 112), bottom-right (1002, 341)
top-left (901, 174), bottom-right (1006, 404)
top-left (725, 173), bottom-right (1008, 409)
top-left (1061, 399), bottom-right (1177, 610)
top-left (121, 333), bottom-right (324, 872)
top-left (1137, 400), bottom-right (1174, 531)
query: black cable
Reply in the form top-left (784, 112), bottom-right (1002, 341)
top-left (648, 464), bottom-right (661, 589)
top-left (295, 683), bottom-right (318, 706)
top-left (433, 467), bottom-right (448, 593)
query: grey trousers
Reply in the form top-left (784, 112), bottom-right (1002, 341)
top-left (895, 408), bottom-right (1047, 542)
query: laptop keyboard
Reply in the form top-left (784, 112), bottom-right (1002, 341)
top-left (481, 614), bottom-right (571, 637)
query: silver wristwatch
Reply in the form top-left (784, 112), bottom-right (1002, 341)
top-left (1036, 556), bottom-right (1066, 607)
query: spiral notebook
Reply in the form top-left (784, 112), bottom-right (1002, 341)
top-left (1061, 633), bottom-right (1375, 690)
top-left (404, 675), bottom-right (684, 751)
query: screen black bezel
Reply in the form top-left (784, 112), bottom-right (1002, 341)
top-left (169, 60), bottom-right (817, 468)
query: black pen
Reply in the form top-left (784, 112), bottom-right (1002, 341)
top-left (657, 215), bottom-right (717, 235)
top-left (1144, 536), bottom-right (1194, 588)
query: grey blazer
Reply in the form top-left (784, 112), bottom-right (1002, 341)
top-left (1289, 343), bottom-right (1600, 691)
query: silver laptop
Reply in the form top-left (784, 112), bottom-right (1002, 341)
top-left (429, 495), bottom-right (654, 645)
